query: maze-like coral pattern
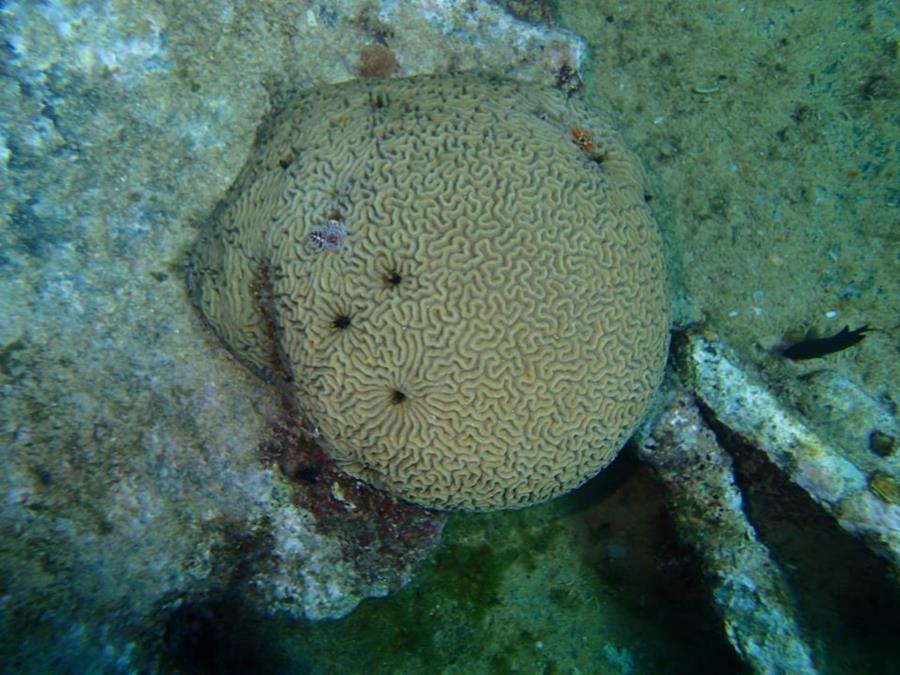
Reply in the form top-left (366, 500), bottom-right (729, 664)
top-left (188, 73), bottom-right (670, 510)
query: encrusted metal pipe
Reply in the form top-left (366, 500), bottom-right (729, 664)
top-left (638, 382), bottom-right (818, 675)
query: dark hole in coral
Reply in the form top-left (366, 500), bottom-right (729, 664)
top-left (369, 91), bottom-right (389, 109)
top-left (333, 314), bottom-right (352, 330)
top-left (644, 193), bottom-right (653, 202)
top-left (278, 156), bottom-right (291, 169)
top-left (163, 602), bottom-right (218, 672)
top-left (293, 465), bottom-right (321, 484)
top-left (869, 429), bottom-right (895, 457)
top-left (385, 270), bottom-right (403, 287)
top-left (162, 597), bottom-right (292, 674)
top-left (860, 74), bottom-right (891, 101)
top-left (391, 389), bottom-right (407, 404)
top-left (35, 467), bottom-right (53, 486)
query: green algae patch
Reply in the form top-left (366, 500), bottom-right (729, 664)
top-left (311, 517), bottom-right (518, 669)
top-left (430, 539), bottom-right (517, 620)
top-left (314, 514), bottom-right (527, 666)
top-left (281, 506), bottom-right (569, 673)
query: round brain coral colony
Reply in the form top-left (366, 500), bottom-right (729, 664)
top-left (187, 72), bottom-right (670, 510)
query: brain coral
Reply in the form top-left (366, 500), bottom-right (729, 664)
top-left (187, 72), bottom-right (670, 511)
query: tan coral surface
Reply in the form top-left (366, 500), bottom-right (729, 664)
top-left (188, 73), bottom-right (670, 510)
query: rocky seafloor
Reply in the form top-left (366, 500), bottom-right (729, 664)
top-left (1, 1), bottom-right (897, 673)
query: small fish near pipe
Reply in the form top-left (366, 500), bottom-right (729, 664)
top-left (778, 325), bottom-right (871, 360)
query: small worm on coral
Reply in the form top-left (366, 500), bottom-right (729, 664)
top-left (307, 219), bottom-right (348, 253)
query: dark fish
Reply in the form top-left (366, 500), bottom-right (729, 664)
top-left (780, 324), bottom-right (871, 360)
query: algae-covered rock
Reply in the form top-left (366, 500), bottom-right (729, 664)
top-left (188, 72), bottom-right (670, 510)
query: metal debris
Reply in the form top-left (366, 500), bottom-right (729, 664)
top-left (638, 383), bottom-right (818, 675)
top-left (675, 329), bottom-right (900, 572)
